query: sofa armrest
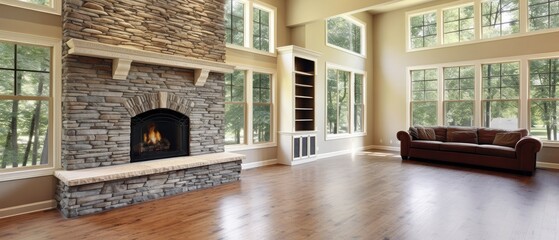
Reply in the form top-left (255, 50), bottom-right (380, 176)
top-left (397, 131), bottom-right (412, 160)
top-left (515, 136), bottom-right (543, 174)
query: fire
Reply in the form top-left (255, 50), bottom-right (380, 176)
top-left (143, 123), bottom-right (162, 145)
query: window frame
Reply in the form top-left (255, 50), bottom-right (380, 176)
top-left (442, 3), bottom-right (476, 44)
top-left (528, 57), bottom-right (559, 141)
top-left (225, 0), bottom-right (276, 56)
top-left (224, 64), bottom-right (277, 151)
top-left (407, 51), bottom-right (559, 147)
top-left (325, 63), bottom-right (367, 140)
top-left (0, 0), bottom-right (61, 15)
top-left (405, 0), bottom-right (559, 52)
top-left (408, 11), bottom-right (439, 50)
top-left (443, 65), bottom-right (476, 126)
top-left (0, 30), bottom-right (61, 182)
top-left (325, 15), bottom-right (367, 57)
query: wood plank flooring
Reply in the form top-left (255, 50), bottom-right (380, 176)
top-left (1, 150), bottom-right (559, 240)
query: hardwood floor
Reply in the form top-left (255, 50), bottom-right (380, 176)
top-left (2, 150), bottom-right (559, 240)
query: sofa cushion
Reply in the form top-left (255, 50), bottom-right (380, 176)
top-left (448, 130), bottom-right (478, 144)
top-left (493, 132), bottom-right (522, 148)
top-left (476, 145), bottom-right (516, 158)
top-left (439, 142), bottom-right (477, 153)
top-left (409, 127), bottom-right (419, 140)
top-left (432, 127), bottom-right (448, 142)
top-left (478, 128), bottom-right (528, 144)
top-left (446, 127), bottom-right (477, 142)
top-left (410, 140), bottom-right (443, 150)
top-left (417, 127), bottom-right (436, 140)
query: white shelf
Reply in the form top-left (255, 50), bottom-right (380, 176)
top-left (295, 95), bottom-right (313, 99)
top-left (295, 71), bottom-right (314, 76)
top-left (295, 83), bottom-right (313, 88)
top-left (295, 108), bottom-right (314, 110)
top-left (295, 119), bottom-right (314, 122)
top-left (66, 38), bottom-right (235, 86)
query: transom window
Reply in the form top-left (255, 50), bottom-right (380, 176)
top-left (529, 58), bottom-right (559, 140)
top-left (326, 16), bottom-right (365, 55)
top-left (481, 0), bottom-right (520, 39)
top-left (224, 0), bottom-right (275, 53)
top-left (0, 42), bottom-right (51, 170)
top-left (443, 5), bottom-right (475, 44)
top-left (409, 12), bottom-right (437, 49)
top-left (528, 0), bottom-right (559, 31)
top-left (410, 68), bottom-right (438, 126)
top-left (326, 66), bottom-right (366, 137)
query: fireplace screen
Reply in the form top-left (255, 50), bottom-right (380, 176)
top-left (130, 109), bottom-right (189, 162)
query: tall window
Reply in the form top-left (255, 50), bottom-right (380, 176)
top-left (253, 7), bottom-right (271, 52)
top-left (326, 67), bottom-right (366, 136)
top-left (252, 72), bottom-right (271, 143)
top-left (443, 66), bottom-right (475, 126)
top-left (0, 42), bottom-right (50, 169)
top-left (528, 0), bottom-right (559, 31)
top-left (529, 58), bottom-right (559, 140)
top-left (354, 73), bottom-right (365, 132)
top-left (410, 69), bottom-right (438, 126)
top-left (409, 12), bottom-right (437, 49)
top-left (225, 0), bottom-right (245, 46)
top-left (481, 62), bottom-right (520, 129)
top-left (443, 5), bottom-right (475, 44)
top-left (326, 16), bottom-right (364, 55)
top-left (224, 70), bottom-right (245, 145)
top-left (481, 0), bottom-right (520, 39)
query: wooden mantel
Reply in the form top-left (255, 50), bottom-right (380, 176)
top-left (66, 39), bottom-right (235, 86)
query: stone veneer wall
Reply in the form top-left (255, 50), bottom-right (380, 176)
top-left (56, 160), bottom-right (241, 217)
top-left (61, 0), bottom-right (227, 170)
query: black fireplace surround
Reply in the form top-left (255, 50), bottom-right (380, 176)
top-left (130, 108), bottom-right (190, 162)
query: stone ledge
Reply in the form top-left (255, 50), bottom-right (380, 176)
top-left (55, 152), bottom-right (245, 186)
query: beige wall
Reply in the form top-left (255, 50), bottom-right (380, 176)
top-left (290, 11), bottom-right (376, 154)
top-left (372, 2), bottom-right (559, 163)
top-left (0, 5), bottom-right (61, 212)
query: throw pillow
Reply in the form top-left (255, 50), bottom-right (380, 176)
top-left (417, 127), bottom-right (436, 140)
top-left (493, 132), bottom-right (522, 148)
top-left (449, 131), bottom-right (478, 144)
top-left (409, 127), bottom-right (419, 140)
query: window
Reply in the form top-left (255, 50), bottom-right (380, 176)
top-left (0, 0), bottom-right (61, 15)
top-left (528, 0), bottom-right (559, 31)
top-left (529, 58), bottom-right (559, 140)
top-left (443, 5), bottom-right (475, 44)
top-left (481, 0), bottom-right (520, 38)
top-left (253, 7), bottom-right (271, 52)
top-left (224, 68), bottom-right (275, 148)
top-left (444, 66), bottom-right (475, 126)
top-left (326, 16), bottom-right (365, 55)
top-left (326, 66), bottom-right (366, 137)
top-left (354, 73), bottom-right (365, 132)
top-left (481, 62), bottom-right (520, 129)
top-left (410, 68), bottom-right (438, 126)
top-left (224, 0), bottom-right (275, 53)
top-left (224, 70), bottom-right (246, 145)
top-left (0, 39), bottom-right (55, 173)
top-left (252, 72), bottom-right (271, 143)
top-left (409, 12), bottom-right (437, 49)
top-left (224, 0), bottom-right (245, 46)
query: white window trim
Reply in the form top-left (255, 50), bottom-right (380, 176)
top-left (0, 0), bottom-right (61, 15)
top-left (407, 50), bottom-right (559, 147)
top-left (0, 30), bottom-right (62, 182)
top-left (325, 15), bottom-right (367, 58)
top-left (406, 0), bottom-right (559, 52)
top-left (224, 64), bottom-right (277, 151)
top-left (441, 3), bottom-right (476, 45)
top-left (225, 0), bottom-right (277, 55)
top-left (325, 62), bottom-right (367, 140)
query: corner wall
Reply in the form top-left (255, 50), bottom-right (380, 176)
top-left (372, 1), bottom-right (559, 164)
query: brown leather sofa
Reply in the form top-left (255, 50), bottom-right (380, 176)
top-left (397, 127), bottom-right (543, 175)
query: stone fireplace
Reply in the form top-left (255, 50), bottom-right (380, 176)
top-left (54, 0), bottom-right (244, 217)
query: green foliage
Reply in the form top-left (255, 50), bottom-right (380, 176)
top-left (528, 0), bottom-right (559, 31)
top-left (481, 0), bottom-right (520, 38)
top-left (224, 71), bottom-right (245, 145)
top-left (410, 12), bottom-right (437, 49)
top-left (443, 5), bottom-right (475, 44)
top-left (19, 0), bottom-right (50, 6)
top-left (225, 0), bottom-right (244, 46)
top-left (412, 102), bottom-right (437, 126)
top-left (354, 74), bottom-right (364, 132)
top-left (253, 73), bottom-right (271, 143)
top-left (327, 69), bottom-right (350, 134)
top-left (529, 58), bottom-right (559, 140)
top-left (253, 8), bottom-right (270, 51)
top-left (327, 16), bottom-right (362, 54)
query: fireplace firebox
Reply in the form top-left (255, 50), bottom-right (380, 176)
top-left (130, 109), bottom-right (189, 162)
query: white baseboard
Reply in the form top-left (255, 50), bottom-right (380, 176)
top-left (316, 145), bottom-right (398, 160)
top-left (0, 200), bottom-right (56, 219)
top-left (242, 159), bottom-right (278, 170)
top-left (537, 161), bottom-right (559, 170)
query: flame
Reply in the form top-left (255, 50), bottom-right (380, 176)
top-left (143, 123), bottom-right (162, 145)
